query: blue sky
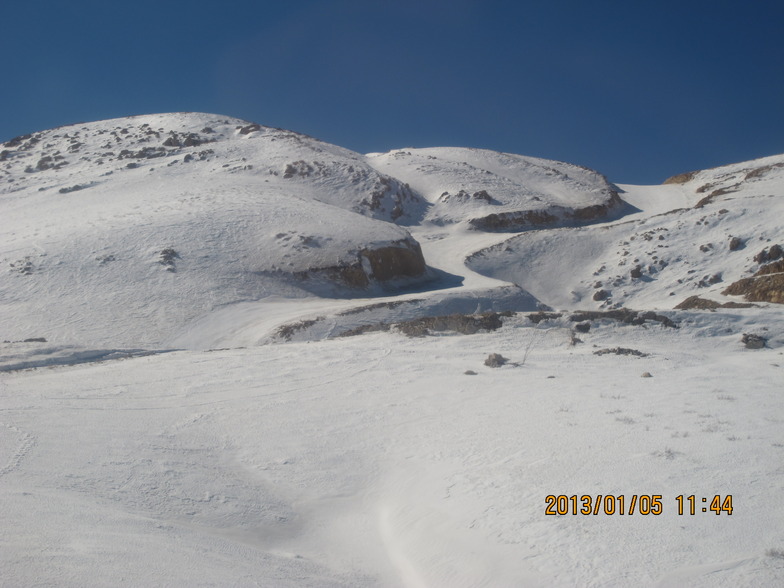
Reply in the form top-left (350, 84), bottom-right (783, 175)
top-left (1, 0), bottom-right (782, 183)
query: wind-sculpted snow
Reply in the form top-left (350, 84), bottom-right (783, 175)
top-left (467, 155), bottom-right (784, 311)
top-left (366, 147), bottom-right (624, 230)
top-left (0, 113), bottom-right (435, 347)
top-left (1, 113), bottom-right (783, 586)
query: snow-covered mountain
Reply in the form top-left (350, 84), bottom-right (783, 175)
top-left (1, 113), bottom-right (783, 587)
top-left (468, 154), bottom-right (784, 310)
top-left (1, 113), bottom-right (431, 348)
top-left (0, 112), bottom-right (634, 349)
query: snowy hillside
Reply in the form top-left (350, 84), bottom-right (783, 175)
top-left (1, 113), bottom-right (783, 587)
top-left (467, 154), bottom-right (784, 311)
top-left (0, 114), bottom-right (432, 348)
top-left (367, 147), bottom-right (624, 230)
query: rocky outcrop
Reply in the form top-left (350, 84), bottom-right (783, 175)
top-left (674, 296), bottom-right (754, 310)
top-left (722, 274), bottom-right (784, 304)
top-left (663, 171), bottom-right (698, 185)
top-left (721, 256), bottom-right (784, 304)
top-left (468, 191), bottom-right (624, 232)
top-left (337, 311), bottom-right (513, 338)
top-left (298, 237), bottom-right (427, 289)
top-left (361, 238), bottom-right (426, 281)
top-left (469, 209), bottom-right (559, 231)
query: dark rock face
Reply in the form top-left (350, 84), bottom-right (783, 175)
top-left (570, 191), bottom-right (624, 221)
top-left (722, 256), bottom-right (784, 304)
top-left (742, 333), bottom-right (767, 349)
top-left (396, 312), bottom-right (511, 337)
top-left (753, 245), bottom-right (783, 264)
top-left (568, 309), bottom-right (678, 329)
top-left (361, 238), bottom-right (426, 281)
top-left (468, 191), bottom-right (624, 232)
top-left (723, 274), bottom-right (784, 304)
top-left (334, 311), bottom-right (513, 339)
top-left (729, 236), bottom-right (744, 251)
top-left (674, 296), bottom-right (754, 310)
top-left (484, 353), bottom-right (508, 367)
top-left (468, 209), bottom-right (559, 231)
top-left (663, 170), bottom-right (698, 184)
top-left (593, 347), bottom-right (648, 357)
top-left (238, 123), bottom-right (261, 135)
top-left (303, 237), bottom-right (427, 289)
top-left (527, 311), bottom-right (563, 323)
top-left (756, 260), bottom-right (784, 276)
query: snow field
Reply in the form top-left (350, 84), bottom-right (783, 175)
top-left (2, 113), bottom-right (783, 586)
top-left (2, 313), bottom-right (783, 586)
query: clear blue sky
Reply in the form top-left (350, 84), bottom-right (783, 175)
top-left (2, 0), bottom-right (782, 183)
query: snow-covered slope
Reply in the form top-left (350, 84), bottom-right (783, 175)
top-left (0, 114), bottom-right (433, 347)
top-left (1, 113), bottom-right (783, 587)
top-left (367, 147), bottom-right (624, 230)
top-left (467, 154), bottom-right (784, 310)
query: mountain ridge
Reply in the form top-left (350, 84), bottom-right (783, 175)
top-left (1, 112), bottom-right (782, 351)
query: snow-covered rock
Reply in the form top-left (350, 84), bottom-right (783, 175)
top-left (467, 155), bottom-right (784, 310)
top-left (1, 113), bottom-right (783, 588)
top-left (366, 146), bottom-right (624, 230)
top-left (0, 113), bottom-right (431, 347)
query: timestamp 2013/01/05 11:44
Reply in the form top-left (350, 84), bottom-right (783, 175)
top-left (544, 495), bottom-right (733, 516)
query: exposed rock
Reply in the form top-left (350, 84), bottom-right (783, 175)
top-left (569, 309), bottom-right (678, 328)
top-left (697, 273), bottom-right (723, 288)
top-left (276, 317), bottom-right (326, 341)
top-left (283, 160), bottom-right (314, 179)
top-left (753, 245), bottom-right (783, 264)
top-left (741, 333), bottom-right (767, 349)
top-left (722, 274), bottom-right (784, 304)
top-left (570, 191), bottom-right (624, 221)
top-left (674, 296), bottom-right (755, 310)
top-left (468, 191), bottom-right (624, 232)
top-left (695, 187), bottom-right (738, 209)
top-left (641, 372), bottom-right (653, 378)
top-left (755, 260), bottom-right (784, 276)
top-left (464, 370), bottom-right (478, 375)
top-left (728, 236), bottom-right (744, 251)
top-left (469, 209), bottom-right (558, 231)
top-left (58, 184), bottom-right (88, 194)
top-left (593, 289), bottom-right (610, 301)
top-left (663, 170), bottom-right (698, 184)
top-left (396, 312), bottom-right (512, 337)
top-left (439, 189), bottom-right (495, 204)
top-left (361, 238), bottom-right (426, 281)
top-left (299, 237), bottom-right (427, 289)
top-left (593, 347), bottom-right (648, 357)
top-left (527, 311), bottom-right (562, 324)
top-left (238, 123), bottom-right (261, 135)
top-left (337, 311), bottom-right (513, 339)
top-left (158, 248), bottom-right (179, 272)
top-left (484, 353), bottom-right (508, 367)
top-left (630, 265), bottom-right (643, 279)
top-left (744, 162), bottom-right (784, 180)
top-left (3, 133), bottom-right (33, 148)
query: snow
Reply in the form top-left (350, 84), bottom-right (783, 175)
top-left (366, 147), bottom-right (620, 226)
top-left (1, 113), bottom-right (783, 586)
